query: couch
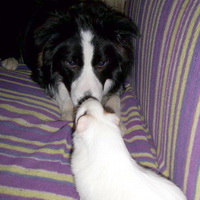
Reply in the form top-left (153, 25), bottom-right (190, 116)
top-left (125, 0), bottom-right (200, 199)
top-left (0, 0), bottom-right (199, 199)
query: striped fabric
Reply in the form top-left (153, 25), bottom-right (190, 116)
top-left (0, 65), bottom-right (157, 199)
top-left (0, 66), bottom-right (78, 200)
top-left (126, 0), bottom-right (200, 200)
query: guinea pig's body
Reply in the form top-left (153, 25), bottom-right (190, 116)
top-left (71, 99), bottom-right (186, 200)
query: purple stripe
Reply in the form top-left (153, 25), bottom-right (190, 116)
top-left (186, 123), bottom-right (200, 200)
top-left (1, 170), bottom-right (74, 188)
top-left (5, 156), bottom-right (68, 175)
top-left (121, 110), bottom-right (141, 118)
top-left (0, 89), bottom-right (59, 110)
top-left (0, 194), bottom-right (41, 200)
top-left (0, 120), bottom-right (72, 137)
top-left (125, 140), bottom-right (154, 152)
top-left (0, 107), bottom-right (59, 122)
top-left (125, 120), bottom-right (146, 128)
top-left (0, 154), bottom-right (72, 174)
top-left (0, 104), bottom-right (60, 119)
top-left (0, 173), bottom-right (78, 198)
top-left (0, 76), bottom-right (40, 90)
top-left (0, 103), bottom-right (59, 119)
top-left (0, 71), bottom-right (31, 80)
top-left (0, 148), bottom-right (70, 165)
top-left (0, 138), bottom-right (70, 152)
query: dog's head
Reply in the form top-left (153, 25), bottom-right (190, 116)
top-left (34, 1), bottom-right (139, 105)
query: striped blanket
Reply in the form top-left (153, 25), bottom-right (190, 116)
top-left (1, 1), bottom-right (199, 199)
top-left (126, 0), bottom-right (200, 200)
top-left (0, 65), bottom-right (157, 199)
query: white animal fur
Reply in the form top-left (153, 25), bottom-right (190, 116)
top-left (71, 99), bottom-right (187, 200)
top-left (55, 82), bottom-right (74, 121)
top-left (1, 57), bottom-right (19, 70)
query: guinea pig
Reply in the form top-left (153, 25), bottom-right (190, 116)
top-left (71, 98), bottom-right (187, 200)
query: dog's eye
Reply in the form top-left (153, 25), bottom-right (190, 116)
top-left (97, 60), bottom-right (109, 68)
top-left (64, 60), bottom-right (77, 67)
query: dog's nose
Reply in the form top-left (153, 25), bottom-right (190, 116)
top-left (84, 90), bottom-right (92, 97)
top-left (78, 95), bottom-right (98, 106)
top-left (78, 90), bottom-right (92, 106)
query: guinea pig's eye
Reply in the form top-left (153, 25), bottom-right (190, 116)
top-left (64, 60), bottom-right (77, 68)
top-left (97, 60), bottom-right (109, 68)
top-left (77, 111), bottom-right (87, 123)
top-left (82, 111), bottom-right (87, 117)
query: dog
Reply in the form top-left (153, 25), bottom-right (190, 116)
top-left (71, 98), bottom-right (187, 200)
top-left (1, 0), bottom-right (139, 121)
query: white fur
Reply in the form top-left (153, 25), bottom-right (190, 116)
top-left (1, 57), bottom-right (19, 70)
top-left (55, 82), bottom-right (74, 121)
top-left (71, 99), bottom-right (187, 200)
top-left (71, 30), bottom-right (103, 106)
top-left (103, 79), bottom-right (114, 95)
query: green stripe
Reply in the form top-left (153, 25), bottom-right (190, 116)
top-left (0, 186), bottom-right (72, 200)
top-left (0, 89), bottom-right (60, 112)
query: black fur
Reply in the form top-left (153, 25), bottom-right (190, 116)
top-left (1, 0), bottom-right (139, 105)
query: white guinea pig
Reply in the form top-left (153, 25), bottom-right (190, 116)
top-left (71, 99), bottom-right (187, 200)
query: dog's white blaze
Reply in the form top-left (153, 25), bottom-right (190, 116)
top-left (71, 30), bottom-right (103, 105)
top-left (81, 30), bottom-right (94, 67)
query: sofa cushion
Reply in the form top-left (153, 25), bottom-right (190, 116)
top-left (0, 65), bottom-right (157, 199)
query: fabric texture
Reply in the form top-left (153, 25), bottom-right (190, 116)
top-left (126, 0), bottom-right (200, 200)
top-left (0, 65), bottom-right (157, 199)
top-left (1, 1), bottom-right (199, 199)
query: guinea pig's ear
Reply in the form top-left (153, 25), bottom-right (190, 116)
top-left (112, 115), bottom-right (120, 126)
top-left (107, 113), bottom-right (120, 126)
top-left (76, 115), bottom-right (91, 133)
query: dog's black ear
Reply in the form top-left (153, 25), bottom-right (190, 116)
top-left (114, 17), bottom-right (140, 45)
top-left (102, 10), bottom-right (140, 48)
top-left (90, 1), bottom-right (139, 43)
top-left (104, 13), bottom-right (140, 76)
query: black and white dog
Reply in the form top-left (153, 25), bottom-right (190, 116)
top-left (1, 0), bottom-right (139, 120)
